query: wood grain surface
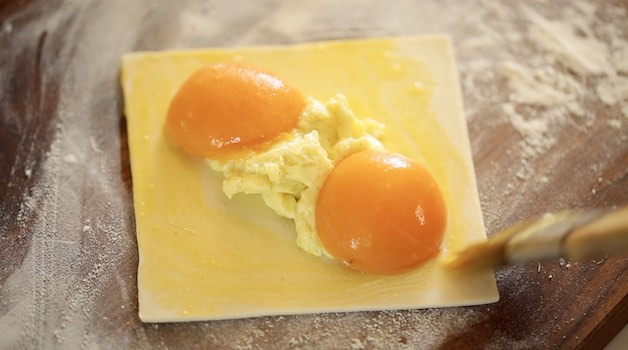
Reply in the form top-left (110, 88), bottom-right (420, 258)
top-left (1, 0), bottom-right (626, 349)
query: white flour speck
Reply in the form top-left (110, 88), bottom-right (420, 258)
top-left (62, 154), bottom-right (77, 164)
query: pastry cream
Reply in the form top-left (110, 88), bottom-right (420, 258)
top-left (208, 94), bottom-right (384, 257)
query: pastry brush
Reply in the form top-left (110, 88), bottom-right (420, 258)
top-left (445, 205), bottom-right (628, 271)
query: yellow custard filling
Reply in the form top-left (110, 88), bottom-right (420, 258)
top-left (207, 94), bottom-right (385, 257)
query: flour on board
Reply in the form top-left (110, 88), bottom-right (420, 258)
top-left (459, 1), bottom-right (627, 192)
top-left (1, 0), bottom-right (626, 349)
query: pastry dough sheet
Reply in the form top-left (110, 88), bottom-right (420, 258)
top-left (121, 35), bottom-right (499, 322)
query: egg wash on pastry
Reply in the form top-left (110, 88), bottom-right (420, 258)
top-left (166, 61), bottom-right (447, 275)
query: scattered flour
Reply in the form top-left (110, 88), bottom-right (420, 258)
top-left (1, 1), bottom-right (146, 349)
top-left (458, 0), bottom-right (628, 205)
top-left (504, 104), bottom-right (556, 159)
top-left (500, 61), bottom-right (575, 107)
top-left (2, 21), bottom-right (12, 34)
top-left (613, 46), bottom-right (628, 75)
top-left (608, 119), bottom-right (622, 129)
top-left (595, 76), bottom-right (628, 107)
top-left (1, 0), bottom-right (626, 349)
top-left (526, 10), bottom-right (611, 76)
top-left (62, 154), bottom-right (77, 164)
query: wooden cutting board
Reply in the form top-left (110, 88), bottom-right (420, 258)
top-left (1, 0), bottom-right (626, 349)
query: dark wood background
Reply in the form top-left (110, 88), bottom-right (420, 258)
top-left (1, 0), bottom-right (626, 349)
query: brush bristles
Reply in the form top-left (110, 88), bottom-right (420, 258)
top-left (444, 219), bottom-right (533, 272)
top-left (444, 242), bottom-right (507, 271)
top-left (444, 207), bottom-right (627, 271)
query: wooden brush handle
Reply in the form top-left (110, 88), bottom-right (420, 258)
top-left (445, 206), bottom-right (628, 271)
top-left (564, 206), bottom-right (628, 259)
top-left (506, 206), bottom-right (628, 264)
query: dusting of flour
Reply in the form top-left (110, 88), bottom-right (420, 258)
top-left (0, 1), bottom-right (148, 349)
top-left (456, 0), bottom-right (627, 224)
top-left (1, 0), bottom-right (626, 349)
